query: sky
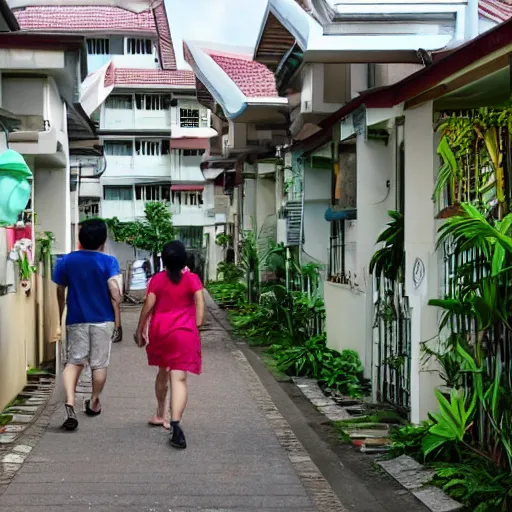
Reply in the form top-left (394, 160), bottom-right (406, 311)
top-left (166, 0), bottom-right (268, 58)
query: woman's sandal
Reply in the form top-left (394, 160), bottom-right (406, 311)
top-left (84, 399), bottom-right (102, 416)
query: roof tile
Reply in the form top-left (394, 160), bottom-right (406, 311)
top-left (14, 5), bottom-right (156, 33)
top-left (206, 51), bottom-right (278, 97)
top-left (109, 68), bottom-right (195, 87)
top-left (479, 0), bottom-right (512, 23)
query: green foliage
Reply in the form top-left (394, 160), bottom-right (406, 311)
top-left (35, 231), bottom-right (55, 264)
top-left (318, 349), bottom-right (364, 398)
top-left (369, 211), bottom-right (404, 282)
top-left (422, 388), bottom-right (475, 458)
top-left (215, 232), bottom-right (233, 248)
top-left (269, 334), bottom-right (327, 377)
top-left (432, 458), bottom-right (512, 511)
top-left (216, 261), bottom-right (244, 283)
top-left (389, 423), bottom-right (431, 459)
top-left (206, 281), bottom-right (246, 308)
top-left (106, 202), bottom-right (175, 257)
top-left (269, 336), bottom-right (365, 398)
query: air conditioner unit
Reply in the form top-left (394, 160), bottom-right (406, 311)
top-left (206, 209), bottom-right (216, 218)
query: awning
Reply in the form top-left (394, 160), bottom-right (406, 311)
top-left (171, 185), bottom-right (204, 191)
top-left (171, 127), bottom-right (218, 139)
top-left (324, 207), bottom-right (357, 222)
top-left (202, 168), bottom-right (225, 181)
top-left (102, 177), bottom-right (172, 186)
top-left (171, 138), bottom-right (209, 150)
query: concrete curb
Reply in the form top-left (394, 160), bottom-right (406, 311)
top-left (292, 379), bottom-right (463, 512)
top-left (0, 378), bottom-right (59, 495)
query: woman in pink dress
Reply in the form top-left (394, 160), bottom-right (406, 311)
top-left (135, 241), bottom-right (204, 449)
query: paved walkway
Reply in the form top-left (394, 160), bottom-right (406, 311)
top-left (0, 300), bottom-right (344, 512)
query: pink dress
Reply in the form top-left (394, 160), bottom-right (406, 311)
top-left (145, 271), bottom-right (203, 374)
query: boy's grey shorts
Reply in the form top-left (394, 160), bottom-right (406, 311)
top-left (66, 322), bottom-right (114, 369)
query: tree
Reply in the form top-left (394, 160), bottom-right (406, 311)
top-left (105, 202), bottom-right (175, 270)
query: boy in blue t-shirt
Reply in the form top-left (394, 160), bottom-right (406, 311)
top-left (53, 218), bottom-right (122, 431)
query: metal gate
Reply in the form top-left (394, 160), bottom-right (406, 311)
top-left (373, 276), bottom-right (411, 416)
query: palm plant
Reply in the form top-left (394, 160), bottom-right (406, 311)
top-left (369, 210), bottom-right (404, 282)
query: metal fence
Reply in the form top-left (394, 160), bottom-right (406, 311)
top-left (373, 276), bottom-right (412, 416)
top-left (442, 238), bottom-right (512, 453)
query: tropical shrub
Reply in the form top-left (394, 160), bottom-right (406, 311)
top-left (216, 261), bottom-right (244, 283)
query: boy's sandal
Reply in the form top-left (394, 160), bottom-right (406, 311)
top-left (84, 399), bottom-right (102, 416)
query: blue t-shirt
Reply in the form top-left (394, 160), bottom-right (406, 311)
top-left (52, 251), bottom-right (120, 325)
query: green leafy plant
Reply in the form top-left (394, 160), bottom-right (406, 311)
top-left (389, 423), bottom-right (431, 459)
top-left (269, 334), bottom-right (328, 378)
top-left (369, 211), bottom-right (404, 282)
top-left (432, 457), bottom-right (512, 511)
top-left (36, 231), bottom-right (55, 264)
top-left (106, 202), bottom-right (175, 269)
top-left (422, 388), bottom-right (476, 458)
top-left (318, 349), bottom-right (364, 398)
top-left (215, 232), bottom-right (233, 249)
top-left (18, 252), bottom-right (36, 281)
top-left (216, 261), bottom-right (244, 283)
top-left (206, 281), bottom-right (246, 308)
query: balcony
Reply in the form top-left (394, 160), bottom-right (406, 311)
top-left (101, 154), bottom-right (171, 179)
top-left (102, 107), bottom-right (171, 131)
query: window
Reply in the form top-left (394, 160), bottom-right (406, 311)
top-left (135, 140), bottom-right (170, 156)
top-left (135, 140), bottom-right (160, 156)
top-left (126, 38), bottom-right (153, 55)
top-left (328, 220), bottom-right (346, 283)
top-left (182, 149), bottom-right (203, 157)
top-left (103, 186), bottom-right (133, 201)
top-left (135, 185), bottom-right (171, 202)
top-left (105, 95), bottom-right (133, 110)
top-left (104, 141), bottom-right (133, 156)
top-left (87, 38), bottom-right (110, 55)
top-left (180, 107), bottom-right (200, 128)
top-left (135, 94), bottom-right (163, 111)
top-left (175, 227), bottom-right (203, 249)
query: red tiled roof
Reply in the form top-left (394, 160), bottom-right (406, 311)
top-left (109, 68), bottom-right (195, 87)
top-left (14, 6), bottom-right (157, 33)
top-left (205, 50), bottom-right (278, 97)
top-left (152, 1), bottom-right (176, 70)
top-left (479, 0), bottom-right (512, 23)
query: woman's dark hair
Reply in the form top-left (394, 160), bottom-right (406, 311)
top-left (162, 240), bottom-right (187, 284)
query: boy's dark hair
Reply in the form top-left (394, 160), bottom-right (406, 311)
top-left (162, 240), bottom-right (187, 285)
top-left (79, 218), bottom-right (108, 250)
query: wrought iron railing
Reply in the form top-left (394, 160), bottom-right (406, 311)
top-left (373, 276), bottom-right (411, 415)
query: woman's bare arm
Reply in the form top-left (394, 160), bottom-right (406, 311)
top-left (135, 292), bottom-right (156, 346)
top-left (194, 290), bottom-right (205, 327)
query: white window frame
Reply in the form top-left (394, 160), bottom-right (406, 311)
top-left (179, 106), bottom-right (200, 128)
top-left (104, 140), bottom-right (133, 157)
top-left (125, 37), bottom-right (154, 55)
top-left (135, 140), bottom-right (161, 157)
top-left (105, 95), bottom-right (133, 110)
top-left (86, 38), bottom-right (110, 55)
top-left (135, 94), bottom-right (163, 111)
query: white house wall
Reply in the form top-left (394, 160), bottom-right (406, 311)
top-left (403, 101), bottom-right (443, 423)
top-left (325, 129), bottom-right (396, 378)
top-left (303, 164), bottom-right (330, 265)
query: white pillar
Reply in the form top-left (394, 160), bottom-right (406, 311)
top-left (404, 101), bottom-right (443, 423)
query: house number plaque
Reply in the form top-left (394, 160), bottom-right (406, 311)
top-left (412, 258), bottom-right (425, 288)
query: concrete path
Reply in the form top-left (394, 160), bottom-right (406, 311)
top-left (0, 302), bottom-right (344, 512)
